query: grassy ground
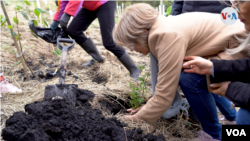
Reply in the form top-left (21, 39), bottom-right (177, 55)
top-left (0, 1), bottom-right (203, 141)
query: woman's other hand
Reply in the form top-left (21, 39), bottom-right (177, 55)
top-left (210, 81), bottom-right (231, 97)
top-left (183, 56), bottom-right (213, 75)
top-left (127, 104), bottom-right (145, 115)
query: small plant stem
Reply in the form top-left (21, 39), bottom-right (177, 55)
top-left (1, 0), bottom-right (30, 79)
top-left (15, 10), bottom-right (35, 77)
top-left (37, 0), bottom-right (44, 26)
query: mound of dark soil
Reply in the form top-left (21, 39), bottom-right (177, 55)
top-left (2, 89), bottom-right (165, 141)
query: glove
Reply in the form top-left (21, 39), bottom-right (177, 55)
top-left (55, 0), bottom-right (58, 6)
top-left (60, 13), bottom-right (71, 32)
top-left (50, 20), bottom-right (59, 30)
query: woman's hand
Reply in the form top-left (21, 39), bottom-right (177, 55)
top-left (183, 56), bottom-right (213, 75)
top-left (210, 81), bottom-right (231, 97)
top-left (127, 104), bottom-right (145, 115)
top-left (122, 114), bottom-right (139, 120)
top-left (122, 105), bottom-right (144, 121)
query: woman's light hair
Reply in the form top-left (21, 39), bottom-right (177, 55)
top-left (226, 34), bottom-right (250, 56)
top-left (112, 3), bottom-right (159, 50)
top-left (219, 0), bottom-right (249, 55)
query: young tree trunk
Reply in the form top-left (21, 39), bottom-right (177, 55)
top-left (1, 0), bottom-right (30, 79)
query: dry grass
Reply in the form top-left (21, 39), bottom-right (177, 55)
top-left (116, 112), bottom-right (201, 141)
top-left (0, 1), bottom-right (201, 141)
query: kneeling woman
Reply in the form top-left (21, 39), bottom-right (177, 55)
top-left (113, 3), bottom-right (248, 140)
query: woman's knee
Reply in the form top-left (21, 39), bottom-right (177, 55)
top-left (236, 108), bottom-right (250, 125)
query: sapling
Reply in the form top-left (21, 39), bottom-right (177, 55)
top-left (129, 65), bottom-right (150, 109)
top-left (0, 0), bottom-right (30, 79)
top-left (12, 5), bottom-right (35, 76)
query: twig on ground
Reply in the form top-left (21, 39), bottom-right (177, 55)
top-left (123, 127), bottom-right (128, 141)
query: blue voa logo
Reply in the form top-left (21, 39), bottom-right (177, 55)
top-left (220, 7), bottom-right (238, 25)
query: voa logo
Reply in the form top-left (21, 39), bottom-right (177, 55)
top-left (220, 7), bottom-right (238, 25)
top-left (226, 129), bottom-right (246, 136)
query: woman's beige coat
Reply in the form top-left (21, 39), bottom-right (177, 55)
top-left (137, 12), bottom-right (248, 123)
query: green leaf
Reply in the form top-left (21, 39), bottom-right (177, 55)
top-left (52, 47), bottom-right (62, 56)
top-left (20, 11), bottom-right (30, 20)
top-left (15, 5), bottom-right (22, 11)
top-left (0, 15), bottom-right (3, 19)
top-left (44, 20), bottom-right (48, 27)
top-left (1, 21), bottom-right (6, 26)
top-left (16, 34), bottom-right (21, 40)
top-left (8, 25), bottom-right (13, 29)
top-left (23, 0), bottom-right (31, 6)
top-left (34, 8), bottom-right (40, 18)
top-left (32, 33), bottom-right (38, 38)
top-left (33, 20), bottom-right (38, 26)
top-left (13, 60), bottom-right (21, 66)
top-left (165, 5), bottom-right (172, 16)
top-left (13, 17), bottom-right (19, 24)
top-left (12, 31), bottom-right (17, 37)
top-left (36, 8), bottom-right (46, 13)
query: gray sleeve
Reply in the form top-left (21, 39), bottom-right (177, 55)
top-left (150, 52), bottom-right (158, 96)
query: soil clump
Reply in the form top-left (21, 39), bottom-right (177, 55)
top-left (2, 89), bottom-right (165, 141)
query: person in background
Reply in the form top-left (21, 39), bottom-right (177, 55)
top-left (112, 3), bottom-right (248, 141)
top-left (170, 0), bottom-right (230, 15)
top-left (50, 0), bottom-right (141, 80)
top-left (182, 56), bottom-right (250, 125)
top-left (182, 0), bottom-right (250, 126)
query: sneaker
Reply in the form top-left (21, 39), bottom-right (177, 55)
top-left (219, 116), bottom-right (236, 125)
top-left (194, 131), bottom-right (220, 141)
top-left (1, 79), bottom-right (22, 93)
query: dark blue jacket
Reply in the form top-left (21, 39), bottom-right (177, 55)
top-left (170, 0), bottom-right (230, 15)
top-left (211, 58), bottom-right (250, 111)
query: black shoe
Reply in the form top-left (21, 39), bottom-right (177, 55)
top-left (82, 58), bottom-right (105, 66)
top-left (80, 38), bottom-right (105, 66)
top-left (118, 51), bottom-right (141, 81)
